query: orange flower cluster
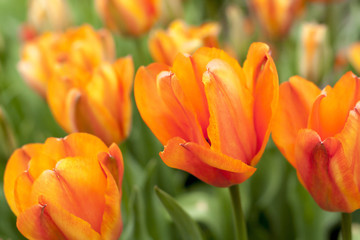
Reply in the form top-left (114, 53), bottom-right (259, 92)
top-left (4, 133), bottom-right (124, 239)
top-left (273, 72), bottom-right (360, 212)
top-left (18, 25), bottom-right (134, 145)
top-left (149, 20), bottom-right (220, 65)
top-left (135, 43), bottom-right (279, 187)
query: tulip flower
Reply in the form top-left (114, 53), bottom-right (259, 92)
top-left (95, 0), bottom-right (161, 37)
top-left (47, 56), bottom-right (134, 145)
top-left (272, 72), bottom-right (360, 212)
top-left (135, 43), bottom-right (279, 187)
top-left (27, 0), bottom-right (71, 32)
top-left (248, 0), bottom-right (306, 39)
top-left (3, 133), bottom-right (124, 239)
top-left (18, 25), bottom-right (115, 97)
top-left (298, 23), bottom-right (329, 83)
top-left (348, 42), bottom-right (360, 74)
top-left (148, 20), bottom-right (220, 65)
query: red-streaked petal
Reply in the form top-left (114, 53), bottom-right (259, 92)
top-left (272, 76), bottom-right (321, 167)
top-left (295, 129), bottom-right (360, 212)
top-left (4, 144), bottom-right (42, 215)
top-left (160, 137), bottom-right (256, 187)
top-left (203, 59), bottom-right (256, 163)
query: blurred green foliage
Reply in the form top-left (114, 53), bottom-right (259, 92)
top-left (1, 0), bottom-right (360, 239)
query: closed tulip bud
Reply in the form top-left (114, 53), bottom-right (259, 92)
top-left (135, 43), bottom-right (279, 187)
top-left (28, 0), bottom-right (71, 32)
top-left (18, 25), bottom-right (115, 97)
top-left (95, 0), bottom-right (161, 37)
top-left (348, 42), bottom-right (360, 74)
top-left (149, 20), bottom-right (220, 65)
top-left (272, 72), bottom-right (360, 212)
top-left (248, 0), bottom-right (306, 39)
top-left (47, 56), bottom-right (134, 145)
top-left (299, 23), bottom-right (329, 83)
top-left (4, 133), bottom-right (124, 239)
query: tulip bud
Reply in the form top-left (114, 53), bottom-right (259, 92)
top-left (149, 20), bottom-right (220, 65)
top-left (298, 23), bottom-right (329, 83)
top-left (4, 133), bottom-right (124, 239)
top-left (248, 0), bottom-right (306, 40)
top-left (95, 0), bottom-right (161, 37)
top-left (28, 0), bottom-right (71, 32)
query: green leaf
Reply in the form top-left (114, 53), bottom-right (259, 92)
top-left (155, 186), bottom-right (204, 240)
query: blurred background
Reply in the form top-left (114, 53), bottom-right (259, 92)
top-left (1, 0), bottom-right (360, 239)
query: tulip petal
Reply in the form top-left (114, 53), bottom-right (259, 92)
top-left (295, 129), bottom-right (360, 212)
top-left (149, 30), bottom-right (177, 65)
top-left (14, 172), bottom-right (34, 213)
top-left (99, 161), bottom-right (122, 239)
top-left (98, 143), bottom-right (124, 189)
top-left (30, 157), bottom-right (107, 233)
top-left (17, 197), bottom-right (102, 240)
top-left (272, 76), bottom-right (321, 166)
top-left (336, 102), bottom-right (360, 189)
top-left (308, 72), bottom-right (360, 139)
top-left (160, 137), bottom-right (256, 187)
top-left (63, 132), bottom-right (109, 157)
top-left (135, 63), bottom-right (190, 145)
top-left (4, 144), bottom-right (42, 215)
top-left (171, 52), bottom-right (210, 137)
top-left (203, 59), bottom-right (256, 163)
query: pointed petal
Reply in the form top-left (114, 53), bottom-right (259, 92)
top-left (203, 59), bottom-right (256, 163)
top-left (134, 63), bottom-right (189, 145)
top-left (295, 129), bottom-right (360, 212)
top-left (4, 144), bottom-right (42, 215)
top-left (272, 76), bottom-right (321, 166)
top-left (308, 72), bottom-right (360, 139)
top-left (160, 137), bottom-right (256, 187)
top-left (99, 161), bottom-right (122, 239)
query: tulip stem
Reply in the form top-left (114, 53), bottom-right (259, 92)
top-left (341, 212), bottom-right (352, 240)
top-left (229, 185), bottom-right (248, 240)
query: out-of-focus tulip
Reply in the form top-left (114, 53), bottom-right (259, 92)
top-left (348, 43), bottom-right (360, 74)
top-left (47, 56), bottom-right (134, 145)
top-left (248, 0), bottom-right (306, 39)
top-left (135, 43), bottom-right (279, 187)
top-left (272, 72), bottom-right (360, 212)
top-left (28, 0), bottom-right (71, 32)
top-left (18, 25), bottom-right (115, 97)
top-left (4, 133), bottom-right (124, 239)
top-left (95, 0), bottom-right (161, 37)
top-left (148, 20), bottom-right (220, 65)
top-left (298, 23), bottom-right (329, 83)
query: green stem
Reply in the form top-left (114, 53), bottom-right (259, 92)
top-left (229, 185), bottom-right (248, 240)
top-left (341, 212), bottom-right (352, 240)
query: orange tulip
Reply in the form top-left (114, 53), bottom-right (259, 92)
top-left (3, 133), bottom-right (124, 239)
top-left (148, 20), bottom-right (220, 65)
top-left (248, 0), bottom-right (306, 39)
top-left (95, 0), bottom-right (161, 37)
top-left (18, 25), bottom-right (115, 97)
top-left (135, 43), bottom-right (279, 187)
top-left (272, 72), bottom-right (360, 212)
top-left (47, 56), bottom-right (134, 145)
top-left (348, 43), bottom-right (360, 74)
